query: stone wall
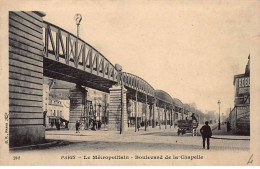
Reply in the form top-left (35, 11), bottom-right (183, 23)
top-left (9, 11), bottom-right (45, 147)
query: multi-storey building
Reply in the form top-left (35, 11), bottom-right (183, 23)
top-left (47, 98), bottom-right (64, 127)
top-left (43, 78), bottom-right (70, 128)
top-left (229, 55), bottom-right (250, 135)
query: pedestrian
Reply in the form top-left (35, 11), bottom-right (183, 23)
top-left (141, 121), bottom-right (144, 127)
top-left (137, 122), bottom-right (140, 131)
top-left (227, 121), bottom-right (231, 132)
top-left (200, 121), bottom-right (212, 149)
top-left (75, 121), bottom-right (80, 133)
top-left (55, 121), bottom-right (58, 130)
top-left (98, 120), bottom-right (102, 130)
top-left (57, 121), bottom-right (60, 130)
top-left (92, 120), bottom-right (97, 131)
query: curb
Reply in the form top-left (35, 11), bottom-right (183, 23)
top-left (211, 137), bottom-right (250, 141)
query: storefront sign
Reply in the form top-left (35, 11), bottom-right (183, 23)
top-left (238, 87), bottom-right (249, 94)
top-left (235, 76), bottom-right (250, 96)
top-left (237, 77), bottom-right (250, 88)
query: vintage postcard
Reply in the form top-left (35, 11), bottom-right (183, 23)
top-left (0, 0), bottom-right (260, 166)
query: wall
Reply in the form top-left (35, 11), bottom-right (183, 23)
top-left (9, 11), bottom-right (45, 147)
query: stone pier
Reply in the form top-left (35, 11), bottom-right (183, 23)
top-left (69, 85), bottom-right (87, 130)
top-left (108, 85), bottom-right (127, 132)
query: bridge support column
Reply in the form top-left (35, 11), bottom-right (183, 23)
top-left (158, 107), bottom-right (161, 130)
top-left (149, 105), bottom-right (152, 126)
top-left (144, 94), bottom-right (148, 131)
top-left (9, 11), bottom-right (45, 147)
top-left (108, 85), bottom-right (127, 132)
top-left (152, 103), bottom-right (155, 128)
top-left (169, 110), bottom-right (172, 128)
top-left (173, 110), bottom-right (176, 128)
top-left (182, 108), bottom-right (184, 120)
top-left (135, 90), bottom-right (138, 132)
top-left (69, 84), bottom-right (87, 130)
top-left (165, 109), bottom-right (167, 129)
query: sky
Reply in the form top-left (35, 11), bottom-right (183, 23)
top-left (43, 0), bottom-right (260, 114)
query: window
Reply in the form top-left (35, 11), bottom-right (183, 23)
top-left (54, 110), bottom-right (56, 116)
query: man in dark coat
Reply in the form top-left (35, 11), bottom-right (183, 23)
top-left (200, 121), bottom-right (212, 149)
top-left (97, 120), bottom-right (102, 130)
top-left (75, 121), bottom-right (80, 133)
top-left (137, 122), bottom-right (140, 131)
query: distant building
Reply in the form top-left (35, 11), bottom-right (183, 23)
top-left (127, 100), bottom-right (149, 126)
top-left (43, 78), bottom-right (110, 129)
top-left (229, 55), bottom-right (250, 135)
top-left (43, 78), bottom-right (70, 128)
top-left (87, 89), bottom-right (109, 124)
top-left (47, 98), bottom-right (64, 127)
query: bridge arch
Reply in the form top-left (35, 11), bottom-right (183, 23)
top-left (155, 90), bottom-right (173, 108)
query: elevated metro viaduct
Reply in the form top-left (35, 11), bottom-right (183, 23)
top-left (8, 11), bottom-right (187, 147)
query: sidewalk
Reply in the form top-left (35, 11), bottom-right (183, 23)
top-left (212, 123), bottom-right (230, 135)
top-left (211, 123), bottom-right (250, 140)
top-left (211, 135), bottom-right (250, 140)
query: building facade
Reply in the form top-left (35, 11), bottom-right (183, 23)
top-left (229, 55), bottom-right (250, 135)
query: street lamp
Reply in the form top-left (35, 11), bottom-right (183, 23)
top-left (74, 13), bottom-right (82, 64)
top-left (217, 100), bottom-right (221, 130)
top-left (74, 13), bottom-right (82, 39)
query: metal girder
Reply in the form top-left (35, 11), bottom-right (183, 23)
top-left (43, 20), bottom-right (176, 107)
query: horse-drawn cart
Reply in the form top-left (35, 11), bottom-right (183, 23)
top-left (177, 119), bottom-right (198, 136)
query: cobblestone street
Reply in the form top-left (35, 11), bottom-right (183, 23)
top-left (8, 126), bottom-right (252, 166)
top-left (12, 126), bottom-right (249, 153)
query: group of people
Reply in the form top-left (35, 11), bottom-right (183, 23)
top-left (91, 120), bottom-right (102, 131)
top-left (135, 121), bottom-right (147, 131)
top-left (75, 120), bottom-right (103, 133)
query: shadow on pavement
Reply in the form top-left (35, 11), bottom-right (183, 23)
top-left (141, 131), bottom-right (195, 137)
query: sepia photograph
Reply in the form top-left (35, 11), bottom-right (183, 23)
top-left (0, 0), bottom-right (260, 166)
